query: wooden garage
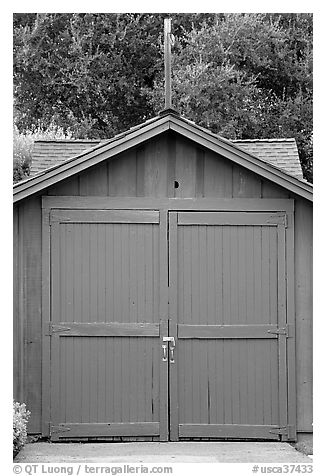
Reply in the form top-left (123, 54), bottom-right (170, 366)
top-left (13, 110), bottom-right (313, 442)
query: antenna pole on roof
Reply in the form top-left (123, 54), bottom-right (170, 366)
top-left (159, 17), bottom-right (179, 116)
top-left (164, 17), bottom-right (172, 110)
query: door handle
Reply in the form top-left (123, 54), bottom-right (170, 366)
top-left (162, 344), bottom-right (168, 362)
top-left (169, 345), bottom-right (175, 364)
top-left (162, 336), bottom-right (176, 363)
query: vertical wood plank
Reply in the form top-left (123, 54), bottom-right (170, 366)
top-left (107, 337), bottom-right (114, 422)
top-left (81, 224), bottom-right (90, 323)
top-left (277, 224), bottom-right (288, 438)
top-left (13, 206), bottom-right (22, 401)
top-left (73, 224), bottom-right (82, 323)
top-left (230, 226), bottom-right (239, 324)
top-left (113, 337), bottom-right (122, 422)
top-left (22, 196), bottom-right (42, 433)
top-left (168, 212), bottom-right (179, 440)
top-left (222, 226), bottom-right (231, 325)
top-left (262, 180), bottom-right (290, 198)
top-left (231, 339), bottom-right (240, 423)
top-left (49, 221), bottom-right (61, 435)
top-left (269, 227), bottom-right (278, 325)
top-left (74, 337), bottom-right (82, 424)
top-left (136, 146), bottom-right (145, 196)
top-left (41, 208), bottom-right (51, 436)
top-left (261, 227), bottom-right (271, 324)
top-left (247, 337), bottom-right (256, 424)
top-left (232, 165), bottom-right (262, 198)
top-left (175, 136), bottom-right (197, 197)
top-left (97, 225), bottom-right (106, 321)
top-left (106, 225), bottom-right (114, 322)
top-left (159, 211), bottom-right (169, 440)
top-left (121, 337), bottom-right (130, 423)
top-left (254, 340), bottom-right (264, 424)
top-left (97, 337), bottom-right (106, 423)
top-left (108, 150), bottom-right (137, 196)
top-left (79, 162), bottom-right (108, 196)
top-left (47, 176), bottom-right (80, 196)
top-left (143, 135), bottom-right (168, 197)
top-left (286, 211), bottom-right (296, 439)
top-left (195, 148), bottom-right (204, 197)
top-left (223, 341), bottom-right (232, 423)
top-left (120, 224), bottom-right (130, 322)
top-left (253, 226), bottom-right (262, 324)
top-left (198, 226), bottom-right (208, 423)
top-left (294, 200), bottom-right (312, 433)
top-left (245, 227), bottom-right (254, 328)
top-left (159, 321), bottom-right (169, 440)
top-left (203, 151), bottom-right (232, 197)
top-left (167, 133), bottom-right (176, 198)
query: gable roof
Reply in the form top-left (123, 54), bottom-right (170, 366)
top-left (14, 112), bottom-right (312, 203)
top-left (31, 137), bottom-right (303, 180)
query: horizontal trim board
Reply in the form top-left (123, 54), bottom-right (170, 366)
top-left (179, 424), bottom-right (279, 439)
top-left (50, 209), bottom-right (159, 224)
top-left (52, 422), bottom-right (160, 438)
top-left (178, 324), bottom-right (279, 339)
top-left (49, 322), bottom-right (160, 337)
top-left (43, 197), bottom-right (295, 213)
top-left (177, 212), bottom-right (285, 226)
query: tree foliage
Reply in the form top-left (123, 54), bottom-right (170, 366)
top-left (148, 13), bottom-right (313, 180)
top-left (13, 13), bottom-right (313, 181)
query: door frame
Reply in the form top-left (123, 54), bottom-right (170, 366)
top-left (41, 197), bottom-right (295, 440)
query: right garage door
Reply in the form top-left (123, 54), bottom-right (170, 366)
top-left (168, 211), bottom-right (291, 441)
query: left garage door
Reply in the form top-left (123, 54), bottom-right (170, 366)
top-left (48, 209), bottom-right (168, 441)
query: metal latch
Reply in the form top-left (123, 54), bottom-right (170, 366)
top-left (267, 325), bottom-right (291, 338)
top-left (162, 336), bottom-right (175, 346)
top-left (47, 323), bottom-right (71, 336)
top-left (162, 336), bottom-right (176, 363)
top-left (269, 426), bottom-right (288, 436)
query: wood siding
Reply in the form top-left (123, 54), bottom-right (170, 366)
top-left (42, 133), bottom-right (291, 199)
top-left (294, 199), bottom-right (313, 432)
top-left (13, 131), bottom-right (312, 434)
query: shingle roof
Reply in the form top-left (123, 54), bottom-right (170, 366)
top-left (232, 138), bottom-right (303, 179)
top-left (31, 140), bottom-right (102, 175)
top-left (31, 136), bottom-right (303, 179)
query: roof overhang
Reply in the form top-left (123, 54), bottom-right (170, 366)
top-left (13, 113), bottom-right (313, 203)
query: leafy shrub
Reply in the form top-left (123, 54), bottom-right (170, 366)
top-left (13, 124), bottom-right (34, 183)
top-left (13, 401), bottom-right (30, 456)
top-left (13, 120), bottom-right (73, 183)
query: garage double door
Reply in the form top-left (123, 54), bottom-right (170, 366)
top-left (47, 208), bottom-right (292, 441)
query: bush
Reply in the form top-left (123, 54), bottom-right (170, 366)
top-left (13, 401), bottom-right (30, 457)
top-left (13, 121), bottom-right (73, 183)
